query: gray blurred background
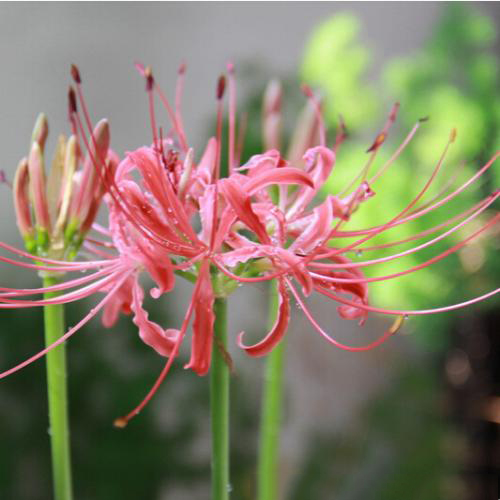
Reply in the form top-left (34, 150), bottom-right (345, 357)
top-left (0, 1), bottom-right (494, 238)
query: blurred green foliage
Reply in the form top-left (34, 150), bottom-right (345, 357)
top-left (301, 4), bottom-right (499, 346)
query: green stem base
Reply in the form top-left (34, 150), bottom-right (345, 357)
top-left (210, 298), bottom-right (230, 500)
top-left (43, 276), bottom-right (73, 500)
top-left (258, 282), bottom-right (285, 500)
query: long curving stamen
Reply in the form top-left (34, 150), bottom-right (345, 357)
top-left (403, 160), bottom-right (469, 217)
top-left (0, 264), bottom-right (121, 297)
top-left (71, 64), bottom-right (95, 141)
top-left (134, 62), bottom-right (188, 152)
top-left (310, 214), bottom-right (499, 286)
top-left (114, 263), bottom-right (207, 427)
top-left (352, 195), bottom-right (490, 252)
top-left (316, 283), bottom-right (499, 317)
top-left (332, 152), bottom-right (499, 240)
top-left (82, 241), bottom-right (118, 259)
top-left (316, 130), bottom-right (470, 263)
top-left (73, 111), bottom-right (187, 253)
top-left (339, 102), bottom-right (400, 197)
top-left (286, 278), bottom-right (394, 351)
top-left (312, 193), bottom-right (498, 272)
top-left (0, 241), bottom-right (115, 269)
top-left (91, 222), bottom-right (111, 236)
top-left (70, 67), bottom-right (182, 252)
top-left (0, 268), bottom-right (127, 307)
top-left (208, 76), bottom-right (226, 253)
top-left (0, 271), bottom-right (132, 379)
top-left (368, 119), bottom-right (424, 185)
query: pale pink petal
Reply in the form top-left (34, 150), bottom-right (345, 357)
top-left (287, 146), bottom-right (335, 219)
top-left (244, 167), bottom-right (314, 194)
top-left (219, 178), bottom-right (270, 243)
top-left (137, 240), bottom-right (175, 299)
top-left (237, 150), bottom-right (281, 175)
top-left (289, 199), bottom-right (333, 254)
top-left (199, 185), bottom-right (216, 245)
top-left (184, 261), bottom-right (215, 375)
top-left (131, 283), bottom-right (180, 357)
top-left (101, 274), bottom-right (135, 328)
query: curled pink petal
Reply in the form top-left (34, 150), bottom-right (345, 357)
top-left (238, 279), bottom-right (289, 357)
top-left (219, 178), bottom-right (270, 243)
top-left (244, 167), bottom-right (314, 194)
top-left (131, 283), bottom-right (179, 357)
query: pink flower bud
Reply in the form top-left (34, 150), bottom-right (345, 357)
top-left (262, 79), bottom-right (282, 150)
top-left (287, 100), bottom-right (319, 166)
top-left (28, 141), bottom-right (51, 232)
top-left (13, 157), bottom-right (33, 239)
top-left (55, 135), bottom-right (77, 235)
top-left (31, 113), bottom-right (49, 152)
top-left (71, 119), bottom-right (110, 224)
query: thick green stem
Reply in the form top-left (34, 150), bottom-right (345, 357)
top-left (43, 276), bottom-right (73, 500)
top-left (258, 281), bottom-right (285, 500)
top-left (210, 298), bottom-right (230, 500)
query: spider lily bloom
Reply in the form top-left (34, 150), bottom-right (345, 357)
top-left (0, 65), bottom-right (498, 426)
top-left (211, 83), bottom-right (499, 357)
top-left (0, 65), bottom-right (316, 427)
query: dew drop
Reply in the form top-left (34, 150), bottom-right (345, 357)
top-left (227, 484), bottom-right (233, 493)
top-left (355, 249), bottom-right (363, 257)
top-left (403, 314), bottom-right (409, 320)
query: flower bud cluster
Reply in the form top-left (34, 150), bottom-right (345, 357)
top-left (13, 113), bottom-right (112, 260)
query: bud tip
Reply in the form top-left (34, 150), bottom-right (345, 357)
top-left (216, 75), bottom-right (226, 100)
top-left (70, 64), bottom-right (81, 84)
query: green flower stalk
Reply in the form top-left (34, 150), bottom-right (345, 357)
top-left (11, 108), bottom-right (112, 500)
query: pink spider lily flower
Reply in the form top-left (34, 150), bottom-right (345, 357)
top-left (0, 64), bottom-right (498, 428)
top-left (0, 64), bottom-right (314, 427)
top-left (211, 82), bottom-right (499, 357)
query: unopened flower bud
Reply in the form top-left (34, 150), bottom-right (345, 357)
top-left (31, 113), bottom-right (49, 152)
top-left (13, 157), bottom-right (34, 243)
top-left (287, 100), bottom-right (318, 165)
top-left (55, 135), bottom-right (77, 236)
top-left (262, 80), bottom-right (282, 151)
top-left (71, 119), bottom-right (110, 224)
top-left (46, 134), bottom-right (67, 225)
top-left (28, 141), bottom-right (51, 234)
